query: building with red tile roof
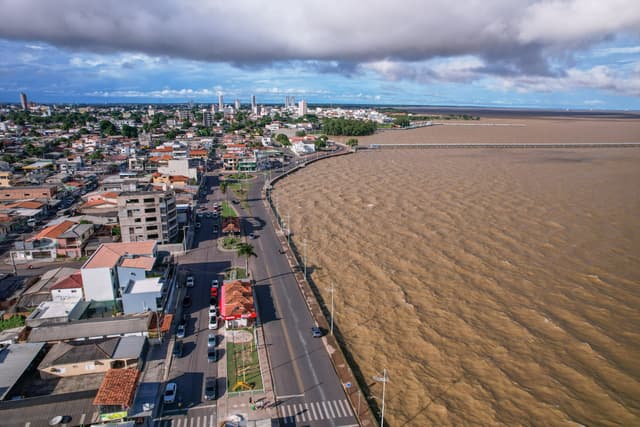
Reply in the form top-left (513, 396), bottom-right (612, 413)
top-left (93, 368), bottom-right (140, 410)
top-left (220, 280), bottom-right (256, 328)
top-left (51, 272), bottom-right (84, 301)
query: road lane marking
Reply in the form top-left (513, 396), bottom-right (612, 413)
top-left (326, 399), bottom-right (336, 418)
top-left (309, 401), bottom-right (319, 420)
top-left (276, 393), bottom-right (304, 399)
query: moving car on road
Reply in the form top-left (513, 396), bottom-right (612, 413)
top-left (186, 276), bottom-right (194, 288)
top-left (311, 326), bottom-right (323, 338)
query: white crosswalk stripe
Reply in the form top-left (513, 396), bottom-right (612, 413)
top-left (279, 399), bottom-right (353, 422)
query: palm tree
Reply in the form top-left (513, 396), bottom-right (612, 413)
top-left (236, 243), bottom-right (257, 275)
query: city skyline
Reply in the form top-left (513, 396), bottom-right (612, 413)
top-left (0, 1), bottom-right (639, 109)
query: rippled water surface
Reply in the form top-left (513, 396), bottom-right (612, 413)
top-left (273, 130), bottom-right (640, 426)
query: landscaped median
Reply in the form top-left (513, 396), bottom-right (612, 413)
top-left (226, 328), bottom-right (263, 394)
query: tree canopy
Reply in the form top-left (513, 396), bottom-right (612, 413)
top-left (322, 118), bottom-right (377, 136)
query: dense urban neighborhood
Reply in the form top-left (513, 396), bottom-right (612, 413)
top-left (0, 97), bottom-right (390, 427)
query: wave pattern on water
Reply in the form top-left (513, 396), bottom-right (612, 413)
top-left (274, 148), bottom-right (640, 427)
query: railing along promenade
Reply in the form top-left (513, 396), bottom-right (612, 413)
top-left (368, 142), bottom-right (640, 149)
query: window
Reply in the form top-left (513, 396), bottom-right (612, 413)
top-left (134, 218), bottom-right (141, 223)
top-left (143, 198), bottom-right (155, 203)
top-left (145, 208), bottom-right (156, 213)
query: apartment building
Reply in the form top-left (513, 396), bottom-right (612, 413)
top-left (117, 191), bottom-right (178, 243)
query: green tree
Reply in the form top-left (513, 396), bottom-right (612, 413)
top-left (99, 120), bottom-right (118, 136)
top-left (347, 138), bottom-right (359, 148)
top-left (236, 243), bottom-right (257, 272)
top-left (181, 119), bottom-right (191, 129)
top-left (394, 116), bottom-right (411, 127)
top-left (322, 118), bottom-right (377, 136)
top-left (295, 130), bottom-right (306, 137)
top-left (314, 134), bottom-right (328, 150)
top-left (121, 124), bottom-right (138, 138)
top-left (275, 133), bottom-right (290, 146)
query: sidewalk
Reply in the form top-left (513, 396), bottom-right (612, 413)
top-left (216, 322), bottom-right (278, 425)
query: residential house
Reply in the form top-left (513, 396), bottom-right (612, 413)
top-left (38, 336), bottom-right (146, 379)
top-left (32, 220), bottom-right (94, 258)
top-left (93, 368), bottom-right (140, 421)
top-left (81, 240), bottom-right (157, 303)
top-left (51, 272), bottom-right (84, 302)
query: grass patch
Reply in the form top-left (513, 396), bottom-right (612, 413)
top-left (224, 267), bottom-right (247, 280)
top-left (227, 173), bottom-right (253, 180)
top-left (227, 330), bottom-right (263, 392)
top-left (222, 237), bottom-right (241, 249)
top-left (220, 201), bottom-right (237, 218)
top-left (0, 315), bottom-right (25, 332)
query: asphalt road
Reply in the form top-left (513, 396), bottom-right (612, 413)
top-left (161, 150), bottom-right (357, 426)
top-left (240, 164), bottom-right (358, 426)
top-left (159, 173), bottom-right (229, 421)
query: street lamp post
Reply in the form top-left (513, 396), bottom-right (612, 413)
top-left (303, 238), bottom-right (307, 279)
top-left (373, 369), bottom-right (389, 427)
top-left (330, 281), bottom-right (334, 335)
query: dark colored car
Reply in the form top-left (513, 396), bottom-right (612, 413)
top-left (204, 377), bottom-right (217, 400)
top-left (173, 340), bottom-right (183, 357)
top-left (182, 295), bottom-right (192, 307)
top-left (207, 348), bottom-right (217, 363)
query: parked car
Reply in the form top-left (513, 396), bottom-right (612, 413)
top-left (195, 222), bottom-right (201, 229)
top-left (182, 295), bottom-right (192, 307)
top-left (210, 296), bottom-right (217, 307)
top-left (177, 324), bottom-right (186, 339)
top-left (173, 340), bottom-right (183, 357)
top-left (204, 377), bottom-right (217, 400)
top-left (163, 382), bottom-right (177, 404)
top-left (209, 306), bottom-right (217, 317)
top-left (311, 326), bottom-right (323, 338)
top-left (207, 333), bottom-right (216, 348)
top-left (207, 348), bottom-right (217, 363)
top-left (186, 276), bottom-right (194, 288)
top-left (208, 316), bottom-right (218, 330)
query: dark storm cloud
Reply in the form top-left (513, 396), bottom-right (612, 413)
top-left (0, 0), bottom-right (639, 77)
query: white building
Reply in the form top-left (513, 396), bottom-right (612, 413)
top-left (81, 240), bottom-right (157, 303)
top-left (157, 158), bottom-right (198, 181)
top-left (291, 141), bottom-right (316, 155)
top-left (298, 99), bottom-right (307, 116)
top-left (122, 277), bottom-right (164, 314)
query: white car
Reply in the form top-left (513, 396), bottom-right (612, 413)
top-left (186, 276), bottom-right (194, 288)
top-left (163, 382), bottom-right (177, 404)
top-left (208, 316), bottom-right (218, 330)
top-left (209, 306), bottom-right (217, 316)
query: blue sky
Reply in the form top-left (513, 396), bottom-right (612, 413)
top-left (0, 1), bottom-right (639, 110)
